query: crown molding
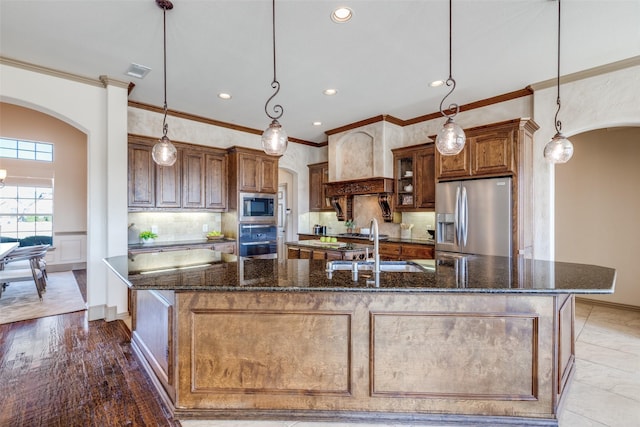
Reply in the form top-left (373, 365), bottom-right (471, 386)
top-left (529, 55), bottom-right (640, 91)
top-left (0, 56), bottom-right (104, 88)
top-left (128, 100), bottom-right (320, 147)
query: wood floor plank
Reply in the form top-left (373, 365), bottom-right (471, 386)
top-left (0, 311), bottom-right (180, 426)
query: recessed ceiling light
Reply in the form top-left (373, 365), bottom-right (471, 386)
top-left (331, 7), bottom-right (353, 23)
top-left (323, 88), bottom-right (338, 96)
top-left (313, 121), bottom-right (322, 126)
top-left (125, 63), bottom-right (151, 79)
top-left (218, 93), bottom-right (232, 100)
top-left (429, 80), bottom-right (445, 87)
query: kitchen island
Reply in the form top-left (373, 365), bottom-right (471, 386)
top-left (104, 249), bottom-right (615, 426)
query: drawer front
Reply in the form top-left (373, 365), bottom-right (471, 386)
top-left (400, 245), bottom-right (434, 259)
top-left (379, 242), bottom-right (401, 257)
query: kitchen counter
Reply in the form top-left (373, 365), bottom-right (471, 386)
top-left (128, 237), bottom-right (235, 250)
top-left (105, 248), bottom-right (614, 294)
top-left (298, 233), bottom-right (436, 246)
top-left (104, 249), bottom-right (614, 426)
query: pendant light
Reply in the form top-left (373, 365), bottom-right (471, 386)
top-left (261, 0), bottom-right (288, 156)
top-left (435, 0), bottom-right (466, 156)
top-left (152, 0), bottom-right (178, 167)
top-left (543, 0), bottom-right (574, 163)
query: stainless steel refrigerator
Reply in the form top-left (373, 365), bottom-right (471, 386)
top-left (436, 177), bottom-right (512, 257)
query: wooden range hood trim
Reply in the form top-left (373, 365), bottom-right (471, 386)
top-left (325, 178), bottom-right (394, 222)
top-left (324, 177), bottom-right (394, 197)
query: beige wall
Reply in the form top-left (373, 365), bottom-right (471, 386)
top-left (0, 102), bottom-right (87, 232)
top-left (555, 127), bottom-right (640, 307)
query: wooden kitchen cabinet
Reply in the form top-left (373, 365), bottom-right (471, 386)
top-left (227, 146), bottom-right (279, 209)
top-left (204, 152), bottom-right (228, 210)
top-left (156, 149), bottom-right (182, 208)
top-left (308, 162), bottom-right (332, 211)
top-left (128, 135), bottom-right (228, 212)
top-left (182, 150), bottom-right (205, 209)
top-left (128, 141), bottom-right (155, 208)
top-left (435, 119), bottom-right (536, 180)
top-left (392, 143), bottom-right (435, 211)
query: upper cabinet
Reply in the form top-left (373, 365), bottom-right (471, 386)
top-left (128, 141), bottom-right (155, 208)
top-left (435, 119), bottom-right (537, 181)
top-left (392, 143), bottom-right (435, 211)
top-left (308, 162), bottom-right (332, 211)
top-left (128, 135), bottom-right (228, 212)
top-left (204, 153), bottom-right (227, 210)
top-left (227, 146), bottom-right (279, 208)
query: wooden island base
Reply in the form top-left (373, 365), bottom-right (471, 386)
top-left (132, 289), bottom-right (575, 426)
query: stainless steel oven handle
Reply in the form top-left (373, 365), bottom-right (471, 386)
top-left (240, 241), bottom-right (278, 246)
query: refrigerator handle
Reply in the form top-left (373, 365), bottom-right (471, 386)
top-left (462, 185), bottom-right (469, 246)
top-left (454, 186), bottom-right (461, 245)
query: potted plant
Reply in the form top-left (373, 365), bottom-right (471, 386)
top-left (345, 219), bottom-right (355, 234)
top-left (139, 230), bottom-right (158, 245)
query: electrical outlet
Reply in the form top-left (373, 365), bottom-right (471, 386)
top-left (202, 224), bottom-right (208, 233)
top-left (151, 225), bottom-right (158, 234)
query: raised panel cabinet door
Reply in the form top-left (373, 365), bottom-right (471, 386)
top-left (205, 153), bottom-right (227, 210)
top-left (156, 150), bottom-right (182, 208)
top-left (182, 151), bottom-right (205, 208)
top-left (238, 153), bottom-right (260, 192)
top-left (260, 156), bottom-right (278, 193)
top-left (128, 143), bottom-right (155, 208)
top-left (309, 163), bottom-right (332, 211)
top-left (415, 146), bottom-right (435, 209)
top-left (472, 130), bottom-right (514, 176)
top-left (309, 165), bottom-right (324, 211)
top-left (436, 143), bottom-right (471, 180)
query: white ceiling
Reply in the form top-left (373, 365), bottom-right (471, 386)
top-left (1, 0), bottom-right (639, 144)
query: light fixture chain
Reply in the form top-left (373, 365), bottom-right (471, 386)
top-left (265, 0), bottom-right (283, 121)
top-left (439, 0), bottom-right (459, 120)
top-left (163, 5), bottom-right (169, 136)
top-left (554, 0), bottom-right (562, 134)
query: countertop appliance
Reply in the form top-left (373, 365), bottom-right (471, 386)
top-left (239, 192), bottom-right (276, 223)
top-left (436, 177), bottom-right (512, 257)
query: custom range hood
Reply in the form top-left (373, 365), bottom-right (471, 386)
top-left (324, 177), bottom-right (394, 222)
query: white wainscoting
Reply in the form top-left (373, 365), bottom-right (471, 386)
top-left (47, 232), bottom-right (87, 270)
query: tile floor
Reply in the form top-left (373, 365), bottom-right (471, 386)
top-left (180, 301), bottom-right (640, 427)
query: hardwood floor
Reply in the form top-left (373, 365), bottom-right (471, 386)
top-left (0, 307), bottom-right (180, 426)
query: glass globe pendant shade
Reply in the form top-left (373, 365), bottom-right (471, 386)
top-left (261, 119), bottom-right (288, 156)
top-left (544, 132), bottom-right (574, 164)
top-left (152, 135), bottom-right (178, 166)
top-left (435, 117), bottom-right (466, 156)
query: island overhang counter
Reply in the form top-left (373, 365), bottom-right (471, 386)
top-left (104, 249), bottom-right (615, 426)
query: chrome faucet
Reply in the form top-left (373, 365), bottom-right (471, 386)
top-left (368, 217), bottom-right (380, 275)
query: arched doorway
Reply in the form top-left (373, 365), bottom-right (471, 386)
top-left (554, 126), bottom-right (640, 307)
top-left (0, 102), bottom-right (88, 271)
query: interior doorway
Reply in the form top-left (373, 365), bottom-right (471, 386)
top-left (554, 126), bottom-right (640, 307)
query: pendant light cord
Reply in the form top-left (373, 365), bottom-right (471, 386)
top-left (264, 0), bottom-right (283, 121)
top-left (554, 0), bottom-right (563, 134)
top-left (439, 0), bottom-right (459, 120)
top-left (162, 4), bottom-right (169, 137)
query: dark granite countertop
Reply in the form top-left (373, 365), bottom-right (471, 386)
top-left (128, 238), bottom-right (235, 252)
top-left (297, 233), bottom-right (435, 246)
top-left (286, 240), bottom-right (373, 252)
top-left (104, 248), bottom-right (616, 295)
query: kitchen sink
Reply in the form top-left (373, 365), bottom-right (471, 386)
top-left (325, 260), bottom-right (431, 274)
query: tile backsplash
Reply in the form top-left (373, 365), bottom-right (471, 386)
top-left (128, 212), bottom-right (222, 244)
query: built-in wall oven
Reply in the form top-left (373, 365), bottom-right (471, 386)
top-left (238, 223), bottom-right (277, 258)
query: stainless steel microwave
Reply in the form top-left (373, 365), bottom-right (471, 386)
top-left (239, 192), bottom-right (277, 223)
